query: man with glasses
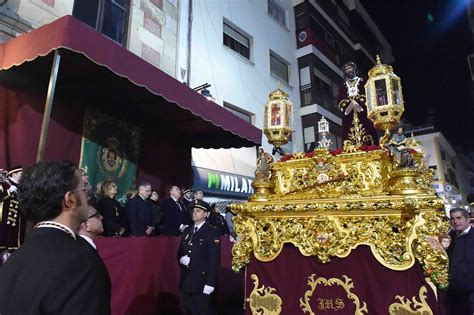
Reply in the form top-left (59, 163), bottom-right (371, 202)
top-left (0, 160), bottom-right (111, 314)
top-left (79, 166), bottom-right (97, 207)
top-left (78, 205), bottom-right (105, 249)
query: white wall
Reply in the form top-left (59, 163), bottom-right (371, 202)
top-left (416, 133), bottom-right (438, 172)
top-left (13, 0), bottom-right (73, 28)
top-left (178, 0), bottom-right (302, 155)
top-left (128, 0), bottom-right (179, 77)
top-left (416, 132), bottom-right (471, 203)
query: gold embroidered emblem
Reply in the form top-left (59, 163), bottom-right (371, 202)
top-left (299, 274), bottom-right (367, 314)
top-left (388, 286), bottom-right (433, 315)
top-left (247, 274), bottom-right (282, 315)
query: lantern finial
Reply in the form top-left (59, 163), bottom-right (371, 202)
top-left (376, 55), bottom-right (382, 65)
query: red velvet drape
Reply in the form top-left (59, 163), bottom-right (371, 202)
top-left (0, 84), bottom-right (191, 193)
top-left (0, 85), bottom-right (81, 167)
top-left (96, 237), bottom-right (244, 315)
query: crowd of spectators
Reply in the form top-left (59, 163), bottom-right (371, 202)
top-left (79, 168), bottom-right (231, 239)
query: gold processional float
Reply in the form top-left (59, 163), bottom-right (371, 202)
top-left (230, 57), bottom-right (449, 313)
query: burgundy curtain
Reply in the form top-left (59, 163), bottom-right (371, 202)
top-left (96, 236), bottom-right (244, 315)
top-left (0, 84), bottom-right (191, 193)
top-left (0, 84), bottom-right (82, 168)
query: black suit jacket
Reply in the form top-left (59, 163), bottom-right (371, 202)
top-left (0, 228), bottom-right (111, 314)
top-left (98, 196), bottom-right (125, 237)
top-left (125, 196), bottom-right (153, 236)
top-left (161, 197), bottom-right (188, 236)
top-left (448, 227), bottom-right (474, 291)
top-left (77, 235), bottom-right (111, 290)
top-left (177, 222), bottom-right (221, 294)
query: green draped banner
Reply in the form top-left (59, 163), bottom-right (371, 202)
top-left (80, 109), bottom-right (140, 204)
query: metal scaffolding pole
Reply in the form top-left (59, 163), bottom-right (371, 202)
top-left (36, 50), bottom-right (61, 163)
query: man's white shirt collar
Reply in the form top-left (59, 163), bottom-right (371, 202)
top-left (461, 225), bottom-right (471, 236)
top-left (194, 221), bottom-right (205, 231)
top-left (79, 234), bottom-right (97, 249)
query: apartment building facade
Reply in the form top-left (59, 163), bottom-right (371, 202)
top-left (408, 126), bottom-right (471, 213)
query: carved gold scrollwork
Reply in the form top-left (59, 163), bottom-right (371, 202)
top-left (299, 274), bottom-right (368, 314)
top-left (388, 286), bottom-right (433, 315)
top-left (247, 274), bottom-right (282, 315)
top-left (412, 212), bottom-right (450, 289)
top-left (231, 146), bottom-right (449, 288)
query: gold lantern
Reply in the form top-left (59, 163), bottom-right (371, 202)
top-left (264, 84), bottom-right (293, 155)
top-left (365, 55), bottom-right (404, 145)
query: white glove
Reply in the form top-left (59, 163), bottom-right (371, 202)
top-left (7, 186), bottom-right (17, 194)
top-left (179, 255), bottom-right (190, 266)
top-left (179, 224), bottom-right (188, 232)
top-left (203, 285), bottom-right (214, 295)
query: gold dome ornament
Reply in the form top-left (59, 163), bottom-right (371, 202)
top-left (264, 83), bottom-right (293, 155)
top-left (365, 55), bottom-right (405, 145)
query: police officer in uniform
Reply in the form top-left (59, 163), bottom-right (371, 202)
top-left (177, 200), bottom-right (220, 315)
top-left (0, 167), bottom-right (25, 258)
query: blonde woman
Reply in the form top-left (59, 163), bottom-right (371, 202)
top-left (97, 180), bottom-right (125, 237)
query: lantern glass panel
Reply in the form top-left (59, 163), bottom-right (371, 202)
top-left (366, 86), bottom-right (373, 111)
top-left (375, 79), bottom-right (388, 106)
top-left (270, 103), bottom-right (282, 126)
top-left (318, 121), bottom-right (328, 133)
top-left (264, 107), bottom-right (268, 128)
top-left (285, 103), bottom-right (292, 128)
top-left (391, 78), bottom-right (401, 105)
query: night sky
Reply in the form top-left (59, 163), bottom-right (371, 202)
top-left (362, 0), bottom-right (473, 150)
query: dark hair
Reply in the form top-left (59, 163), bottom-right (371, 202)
top-left (18, 160), bottom-right (79, 224)
top-left (341, 61), bottom-right (358, 79)
top-left (438, 232), bottom-right (450, 243)
top-left (450, 207), bottom-right (470, 219)
top-left (138, 181), bottom-right (151, 189)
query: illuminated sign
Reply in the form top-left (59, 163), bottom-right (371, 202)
top-left (192, 167), bottom-right (254, 197)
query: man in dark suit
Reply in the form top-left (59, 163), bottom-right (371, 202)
top-left (126, 182), bottom-right (154, 236)
top-left (77, 205), bottom-right (111, 301)
top-left (78, 205), bottom-right (106, 250)
top-left (161, 185), bottom-right (190, 236)
top-left (447, 207), bottom-right (474, 315)
top-left (177, 200), bottom-right (220, 315)
top-left (0, 160), bottom-right (111, 314)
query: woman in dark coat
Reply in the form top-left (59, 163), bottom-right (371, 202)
top-left (97, 180), bottom-right (126, 237)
